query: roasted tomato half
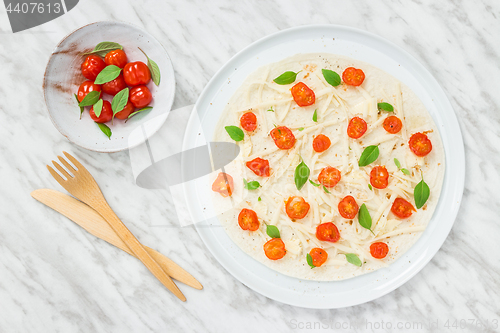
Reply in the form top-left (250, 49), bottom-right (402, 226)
top-left (347, 116), bottom-right (368, 139)
top-left (211, 172), bottom-right (234, 197)
top-left (370, 242), bottom-right (389, 259)
top-left (246, 157), bottom-right (270, 177)
top-left (318, 166), bottom-right (341, 188)
top-left (264, 238), bottom-right (286, 260)
top-left (77, 80), bottom-right (101, 102)
top-left (391, 197), bottom-right (416, 218)
top-left (312, 134), bottom-right (331, 153)
top-left (338, 195), bottom-right (359, 219)
top-left (101, 74), bottom-right (127, 96)
top-left (370, 166), bottom-right (389, 189)
top-left (81, 55), bottom-right (106, 81)
top-left (309, 248), bottom-right (328, 267)
top-left (123, 61), bottom-right (151, 86)
top-left (89, 100), bottom-right (113, 123)
top-left (383, 115), bottom-right (403, 134)
top-left (238, 208), bottom-right (259, 231)
top-left (342, 67), bottom-right (365, 86)
top-left (285, 196), bottom-right (310, 220)
top-left (240, 112), bottom-right (257, 132)
top-left (270, 126), bottom-right (296, 149)
top-left (291, 82), bottom-right (315, 107)
top-left (316, 222), bottom-right (340, 243)
top-left (409, 132), bottom-right (432, 157)
top-left (104, 49), bottom-right (128, 68)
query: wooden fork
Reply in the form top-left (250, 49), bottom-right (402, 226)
top-left (47, 151), bottom-right (185, 301)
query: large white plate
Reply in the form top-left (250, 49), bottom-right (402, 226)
top-left (182, 25), bottom-right (464, 309)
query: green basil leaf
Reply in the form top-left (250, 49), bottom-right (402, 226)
top-left (306, 253), bottom-right (315, 269)
top-left (345, 253), bottom-right (362, 267)
top-left (401, 168), bottom-right (411, 176)
top-left (358, 204), bottom-right (374, 234)
top-left (368, 184), bottom-right (373, 191)
top-left (321, 69), bottom-right (341, 87)
top-left (298, 127), bottom-right (304, 131)
top-left (111, 88), bottom-right (129, 116)
top-left (139, 47), bottom-right (161, 86)
top-left (126, 106), bottom-right (153, 122)
top-left (74, 93), bottom-right (84, 119)
top-left (294, 160), bottom-right (310, 190)
top-left (243, 179), bottom-right (260, 190)
top-left (414, 177), bottom-right (430, 209)
top-left (358, 145), bottom-right (380, 167)
top-left (313, 109), bottom-right (318, 122)
top-left (266, 225), bottom-right (280, 239)
top-left (377, 102), bottom-right (394, 112)
top-left (97, 123), bottom-right (112, 139)
top-left (93, 99), bottom-right (103, 117)
top-left (94, 65), bottom-right (122, 85)
top-left (78, 90), bottom-right (100, 107)
top-left (258, 197), bottom-right (261, 202)
top-left (309, 179), bottom-right (320, 187)
top-left (323, 186), bottom-right (331, 194)
top-left (273, 71), bottom-right (299, 85)
top-left (83, 41), bottom-right (123, 57)
top-left (267, 107), bottom-right (274, 112)
top-left (394, 158), bottom-right (401, 169)
top-left (225, 126), bottom-right (244, 141)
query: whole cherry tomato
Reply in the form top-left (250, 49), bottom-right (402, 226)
top-left (370, 242), bottom-right (389, 259)
top-left (316, 222), bottom-right (340, 243)
top-left (270, 126), bottom-right (296, 149)
top-left (211, 172), bottom-right (234, 197)
top-left (291, 82), bottom-right (315, 107)
top-left (383, 115), bottom-right (403, 134)
top-left (102, 74), bottom-right (127, 96)
top-left (240, 112), bottom-right (257, 131)
top-left (409, 132), bottom-right (433, 157)
top-left (114, 101), bottom-right (135, 120)
top-left (238, 208), bottom-right (260, 231)
top-left (342, 67), bottom-right (365, 86)
top-left (309, 248), bottom-right (328, 267)
top-left (347, 117), bottom-right (368, 139)
top-left (89, 100), bottom-right (113, 123)
top-left (77, 80), bottom-right (101, 102)
top-left (391, 197), bottom-right (416, 218)
top-left (338, 195), bottom-right (359, 219)
top-left (81, 55), bottom-right (106, 81)
top-left (246, 157), bottom-right (270, 177)
top-left (370, 166), bottom-right (389, 189)
top-left (318, 166), bottom-right (341, 188)
top-left (263, 238), bottom-right (286, 260)
top-left (285, 196), bottom-right (310, 220)
top-left (104, 49), bottom-right (128, 68)
top-left (123, 61), bottom-right (151, 86)
top-left (313, 134), bottom-right (331, 153)
top-left (129, 85), bottom-right (152, 108)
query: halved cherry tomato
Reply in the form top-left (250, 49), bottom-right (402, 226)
top-left (81, 55), bottom-right (106, 81)
top-left (391, 197), bottom-right (416, 218)
top-left (370, 166), bottom-right (389, 189)
top-left (318, 166), bottom-right (341, 188)
top-left (238, 208), bottom-right (260, 231)
top-left (342, 67), bottom-right (365, 86)
top-left (347, 117), bottom-right (367, 139)
top-left (104, 49), bottom-right (128, 68)
top-left (285, 196), bottom-right (310, 220)
top-left (383, 115), bottom-right (403, 134)
top-left (270, 126), bottom-right (296, 149)
top-left (123, 61), bottom-right (151, 86)
top-left (129, 85), bottom-right (152, 109)
top-left (211, 172), bottom-right (234, 197)
top-left (291, 82), bottom-right (315, 107)
top-left (114, 101), bottom-right (135, 120)
top-left (240, 112), bottom-right (257, 132)
top-left (409, 132), bottom-right (433, 157)
top-left (312, 134), bottom-right (331, 153)
top-left (338, 195), bottom-right (359, 219)
top-left (246, 157), bottom-right (270, 177)
top-left (370, 242), bottom-right (389, 259)
top-left (309, 248), bottom-right (328, 267)
top-left (102, 74), bottom-right (127, 96)
top-left (89, 100), bottom-right (113, 123)
top-left (264, 238), bottom-right (286, 260)
top-left (316, 222), bottom-right (340, 243)
top-left (77, 80), bottom-right (101, 102)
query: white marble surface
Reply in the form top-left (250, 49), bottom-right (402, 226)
top-left (0, 0), bottom-right (499, 332)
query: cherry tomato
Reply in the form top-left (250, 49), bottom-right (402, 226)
top-left (123, 61), bottom-right (151, 86)
top-left (81, 55), bottom-right (106, 81)
top-left (312, 134), bottom-right (331, 153)
top-left (347, 117), bottom-right (368, 139)
top-left (291, 82), bottom-right (315, 107)
top-left (77, 80), bottom-right (101, 102)
top-left (318, 166), bottom-right (341, 188)
top-left (391, 197), bottom-right (416, 219)
top-left (342, 67), bottom-right (365, 86)
top-left (238, 208), bottom-right (260, 231)
top-left (270, 126), bottom-right (296, 149)
top-left (246, 157), bottom-right (270, 177)
top-left (370, 242), bottom-right (389, 259)
top-left (383, 115), bottom-right (403, 134)
top-left (285, 196), bottom-right (310, 220)
top-left (309, 248), bottom-right (328, 267)
top-left (263, 238), bottom-right (286, 260)
top-left (338, 195), bottom-right (359, 219)
top-left (409, 132), bottom-right (433, 157)
top-left (240, 112), bottom-right (257, 132)
top-left (370, 166), bottom-right (389, 189)
top-left (89, 100), bottom-right (113, 123)
top-left (101, 74), bottom-right (127, 96)
top-left (316, 222), bottom-right (340, 243)
top-left (211, 172), bottom-right (234, 197)
top-left (104, 49), bottom-right (128, 68)
top-left (129, 85), bottom-right (152, 109)
top-left (114, 101), bottom-right (135, 120)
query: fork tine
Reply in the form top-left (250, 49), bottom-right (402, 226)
top-left (52, 160), bottom-right (73, 179)
top-left (47, 165), bottom-right (66, 184)
top-left (58, 155), bottom-right (77, 173)
top-left (63, 151), bottom-right (84, 171)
